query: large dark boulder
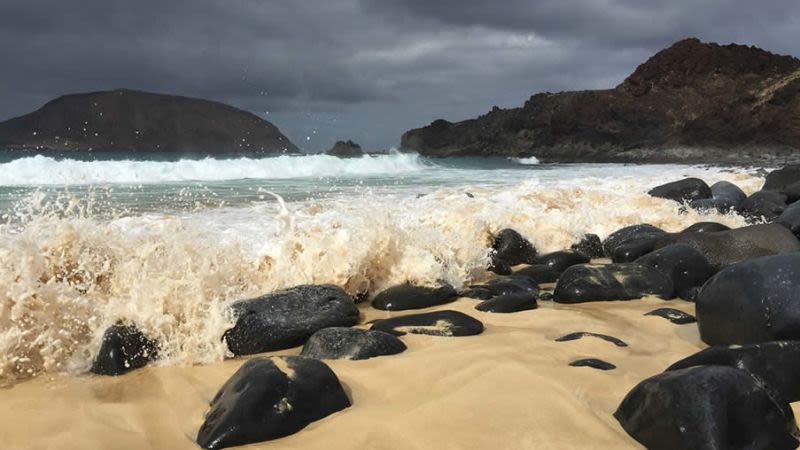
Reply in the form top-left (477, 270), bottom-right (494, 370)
top-left (475, 292), bottom-right (538, 313)
top-left (491, 228), bottom-right (538, 266)
top-left (534, 250), bottom-right (590, 273)
top-left (690, 180), bottom-right (747, 212)
top-left (635, 243), bottom-right (716, 299)
top-left (736, 190), bottom-right (787, 222)
top-left (223, 285), bottom-right (359, 356)
top-left (648, 178), bottom-right (712, 203)
top-left (615, 366), bottom-right (798, 450)
top-left (764, 165), bottom-right (800, 203)
top-left (370, 310), bottom-right (484, 337)
top-left (602, 224), bottom-right (666, 259)
top-left (553, 263), bottom-right (673, 303)
top-left (696, 253), bottom-right (800, 345)
top-left (0, 89), bottom-right (297, 154)
top-left (776, 200), bottom-right (800, 237)
top-left (196, 356), bottom-right (351, 449)
top-left (653, 224), bottom-right (800, 270)
top-left (571, 233), bottom-right (604, 258)
top-left (371, 283), bottom-right (458, 311)
top-left (667, 341), bottom-right (800, 402)
top-left (680, 221), bottom-right (730, 233)
top-left (90, 323), bottom-right (159, 376)
top-left (300, 327), bottom-right (406, 360)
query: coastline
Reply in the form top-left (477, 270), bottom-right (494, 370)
top-left (1, 296), bottom-right (704, 450)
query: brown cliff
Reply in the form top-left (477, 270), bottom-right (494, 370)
top-left (401, 38), bottom-right (800, 163)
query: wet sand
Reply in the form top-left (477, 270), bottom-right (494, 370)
top-left (1, 296), bottom-right (717, 450)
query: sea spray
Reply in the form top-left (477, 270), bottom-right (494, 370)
top-left (0, 152), bottom-right (430, 186)
top-left (0, 163), bottom-right (762, 384)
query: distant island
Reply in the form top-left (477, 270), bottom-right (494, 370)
top-left (401, 38), bottom-right (800, 163)
top-left (0, 89), bottom-right (297, 154)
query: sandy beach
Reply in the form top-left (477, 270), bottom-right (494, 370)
top-left (1, 295), bottom-right (716, 450)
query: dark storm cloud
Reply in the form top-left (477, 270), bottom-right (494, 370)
top-left (1, 0), bottom-right (799, 151)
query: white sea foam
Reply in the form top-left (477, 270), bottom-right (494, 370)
top-left (511, 156), bottom-right (540, 165)
top-left (0, 163), bottom-right (763, 384)
top-left (0, 152), bottom-right (430, 186)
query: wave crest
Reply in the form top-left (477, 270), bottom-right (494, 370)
top-left (0, 152), bottom-right (429, 186)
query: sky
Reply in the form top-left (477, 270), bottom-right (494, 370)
top-left (1, 0), bottom-right (798, 152)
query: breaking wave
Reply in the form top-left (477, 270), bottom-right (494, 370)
top-left (0, 163), bottom-right (763, 385)
top-left (0, 152), bottom-right (430, 186)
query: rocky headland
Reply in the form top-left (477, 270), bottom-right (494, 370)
top-left (0, 89), bottom-right (297, 154)
top-left (401, 38), bottom-right (800, 163)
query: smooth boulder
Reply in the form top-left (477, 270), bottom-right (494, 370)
top-left (301, 327), bottom-right (406, 360)
top-left (90, 323), bottom-right (159, 376)
top-left (196, 356), bottom-right (351, 449)
top-left (680, 221), bottom-right (730, 233)
top-left (653, 223), bottom-right (800, 270)
top-left (690, 180), bottom-right (746, 212)
top-left (696, 253), bottom-right (800, 345)
top-left (475, 292), bottom-right (538, 313)
top-left (490, 228), bottom-right (538, 266)
top-left (571, 233), bottom-right (604, 258)
top-left (223, 285), bottom-right (359, 356)
top-left (648, 178), bottom-right (711, 203)
top-left (776, 200), bottom-right (800, 237)
top-left (736, 190), bottom-right (787, 222)
top-left (370, 310), bottom-right (484, 337)
top-left (635, 243), bottom-right (716, 298)
top-left (602, 224), bottom-right (666, 259)
top-left (553, 263), bottom-right (673, 303)
top-left (763, 165), bottom-right (800, 203)
top-left (535, 250), bottom-right (591, 273)
top-left (371, 283), bottom-right (458, 311)
top-left (666, 341), bottom-right (800, 402)
top-left (615, 366), bottom-right (798, 450)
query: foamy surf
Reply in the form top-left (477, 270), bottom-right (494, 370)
top-left (0, 162), bottom-right (763, 385)
top-left (0, 152), bottom-right (430, 186)
top-left (511, 156), bottom-right (540, 165)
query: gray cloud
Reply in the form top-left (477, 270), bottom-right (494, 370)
top-left (1, 0), bottom-right (799, 151)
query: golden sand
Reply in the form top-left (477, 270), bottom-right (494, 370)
top-left (0, 296), bottom-right (724, 450)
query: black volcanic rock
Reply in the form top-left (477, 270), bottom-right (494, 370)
top-left (553, 263), bottom-right (673, 303)
top-left (90, 323), bottom-right (158, 376)
top-left (223, 285), bottom-right (359, 356)
top-left (648, 178), bottom-right (711, 203)
top-left (0, 89), bottom-right (297, 154)
top-left (370, 310), bottom-right (484, 337)
top-left (371, 283), bottom-right (458, 311)
top-left (653, 223), bottom-right (800, 270)
top-left (325, 140), bottom-right (363, 156)
top-left (764, 165), bottom-right (800, 202)
top-left (301, 327), bottom-right (406, 360)
top-left (401, 39), bottom-right (800, 163)
top-left (615, 366), bottom-right (798, 450)
top-left (196, 356), bottom-right (350, 449)
top-left (696, 253), bottom-right (800, 345)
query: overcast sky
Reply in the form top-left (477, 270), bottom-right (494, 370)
top-left (1, 0), bottom-right (798, 152)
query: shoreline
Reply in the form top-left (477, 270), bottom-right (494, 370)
top-left (1, 296), bottom-right (705, 449)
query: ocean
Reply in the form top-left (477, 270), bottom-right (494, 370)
top-left (0, 151), bottom-right (763, 384)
